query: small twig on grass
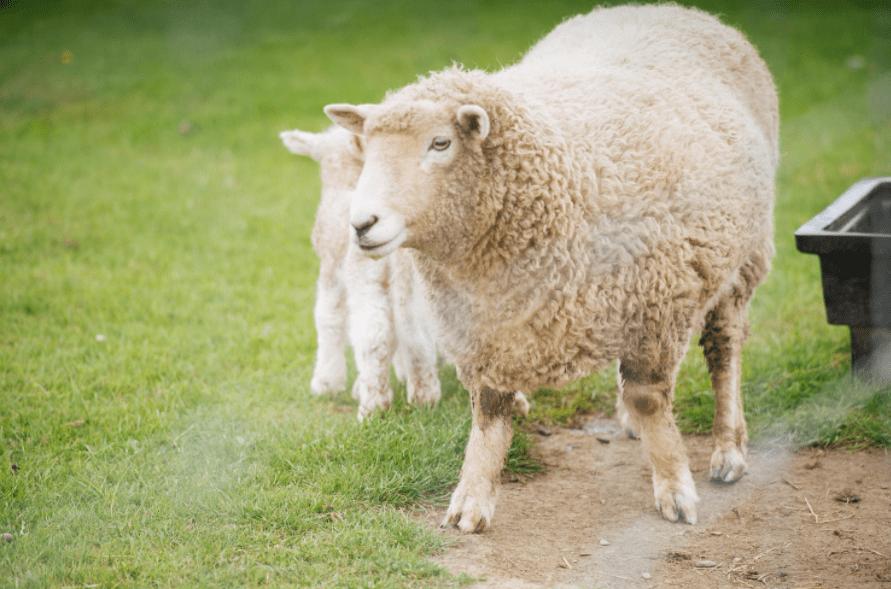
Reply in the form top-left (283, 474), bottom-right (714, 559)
top-left (781, 477), bottom-right (801, 491)
top-left (753, 541), bottom-right (792, 562)
top-left (562, 556), bottom-right (573, 569)
top-left (594, 571), bottom-right (635, 581)
top-left (727, 542), bottom-right (791, 584)
top-left (805, 497), bottom-right (819, 523)
top-left (862, 547), bottom-right (889, 558)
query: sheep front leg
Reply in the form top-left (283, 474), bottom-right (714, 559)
top-left (620, 364), bottom-right (699, 524)
top-left (442, 386), bottom-right (514, 533)
top-left (346, 256), bottom-right (396, 420)
top-left (310, 275), bottom-right (348, 395)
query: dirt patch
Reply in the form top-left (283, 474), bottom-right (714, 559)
top-left (418, 420), bottom-right (891, 588)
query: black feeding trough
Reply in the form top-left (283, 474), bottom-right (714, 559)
top-left (795, 177), bottom-right (891, 383)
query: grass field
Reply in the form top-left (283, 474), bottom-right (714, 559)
top-left (2, 1), bottom-right (890, 587)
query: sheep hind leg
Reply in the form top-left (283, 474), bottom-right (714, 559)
top-left (392, 293), bottom-right (441, 407)
top-left (512, 391), bottom-right (530, 418)
top-left (701, 290), bottom-right (751, 484)
top-left (614, 362), bottom-right (638, 439)
top-left (394, 342), bottom-right (441, 407)
top-left (442, 386), bottom-right (514, 533)
top-left (620, 367), bottom-right (698, 524)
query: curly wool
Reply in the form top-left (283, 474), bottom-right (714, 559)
top-left (327, 2), bottom-right (780, 529)
top-left (382, 5), bottom-right (778, 394)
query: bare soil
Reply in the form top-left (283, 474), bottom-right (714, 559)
top-left (419, 419), bottom-right (891, 589)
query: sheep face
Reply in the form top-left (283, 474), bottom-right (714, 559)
top-left (325, 101), bottom-right (490, 261)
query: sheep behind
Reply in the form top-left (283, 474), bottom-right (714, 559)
top-left (280, 126), bottom-right (441, 419)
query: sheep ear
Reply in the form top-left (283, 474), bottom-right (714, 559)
top-left (324, 103), bottom-right (369, 135)
top-left (279, 129), bottom-right (319, 160)
top-left (347, 133), bottom-right (366, 162)
top-left (457, 104), bottom-right (489, 142)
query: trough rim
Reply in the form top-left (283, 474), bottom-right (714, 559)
top-left (794, 176), bottom-right (891, 257)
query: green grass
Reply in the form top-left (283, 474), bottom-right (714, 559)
top-left (2, 0), bottom-right (890, 586)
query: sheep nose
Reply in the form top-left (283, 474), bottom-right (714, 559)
top-left (352, 215), bottom-right (378, 238)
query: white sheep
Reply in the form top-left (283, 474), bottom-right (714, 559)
top-left (325, 3), bottom-right (778, 531)
top-left (279, 125), bottom-right (531, 420)
top-left (280, 125), bottom-right (441, 419)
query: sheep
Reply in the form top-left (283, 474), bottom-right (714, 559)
top-left (280, 125), bottom-right (441, 419)
top-left (325, 3), bottom-right (778, 532)
top-left (279, 125), bottom-right (531, 420)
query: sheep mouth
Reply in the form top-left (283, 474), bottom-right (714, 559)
top-left (356, 231), bottom-right (406, 259)
top-left (359, 240), bottom-right (389, 253)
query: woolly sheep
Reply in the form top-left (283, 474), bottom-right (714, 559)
top-left (326, 3), bottom-right (778, 531)
top-left (279, 125), bottom-right (530, 420)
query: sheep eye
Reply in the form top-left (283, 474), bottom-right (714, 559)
top-left (430, 138), bottom-right (451, 151)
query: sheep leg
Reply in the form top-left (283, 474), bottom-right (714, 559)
top-left (614, 362), bottom-right (638, 438)
top-left (620, 365), bottom-right (698, 524)
top-left (310, 274), bottom-right (348, 395)
top-left (701, 291), bottom-right (750, 484)
top-left (391, 278), bottom-right (441, 407)
top-left (442, 386), bottom-right (514, 533)
top-left (393, 342), bottom-right (441, 406)
top-left (346, 259), bottom-right (396, 420)
top-left (512, 391), bottom-right (530, 418)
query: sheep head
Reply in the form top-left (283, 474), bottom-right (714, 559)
top-left (324, 99), bottom-right (491, 261)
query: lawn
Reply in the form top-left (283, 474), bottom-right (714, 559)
top-left (1, 0), bottom-right (889, 587)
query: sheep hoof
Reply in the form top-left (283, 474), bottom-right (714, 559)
top-left (656, 492), bottom-right (699, 525)
top-left (512, 391), bottom-right (530, 419)
top-left (439, 510), bottom-right (489, 534)
top-left (411, 392), bottom-right (440, 406)
top-left (310, 371), bottom-right (347, 395)
top-left (357, 402), bottom-right (390, 422)
top-left (441, 491), bottom-right (495, 533)
top-left (355, 385), bottom-right (393, 422)
top-left (614, 399), bottom-right (638, 438)
top-left (406, 383), bottom-right (442, 407)
top-left (709, 446), bottom-right (747, 484)
top-left (654, 471), bottom-right (699, 525)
